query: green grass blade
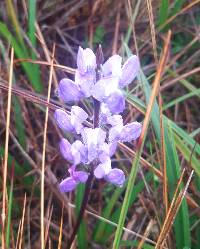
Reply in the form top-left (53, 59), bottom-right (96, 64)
top-left (28, 0), bottom-right (36, 47)
top-left (6, 0), bottom-right (26, 49)
top-left (171, 0), bottom-right (187, 16)
top-left (0, 22), bottom-right (43, 92)
top-left (163, 88), bottom-right (200, 110)
top-left (28, 0), bottom-right (41, 89)
top-left (75, 184), bottom-right (88, 249)
top-left (0, 40), bottom-right (26, 149)
top-left (158, 0), bottom-right (169, 26)
top-left (0, 147), bottom-right (33, 186)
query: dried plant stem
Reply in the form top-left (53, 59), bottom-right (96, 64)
top-left (18, 193), bottom-right (27, 249)
top-left (67, 96), bottom-right (100, 248)
top-left (58, 203), bottom-right (64, 249)
top-left (1, 47), bottom-right (14, 249)
top-left (41, 45), bottom-right (55, 249)
top-left (67, 173), bottom-right (93, 249)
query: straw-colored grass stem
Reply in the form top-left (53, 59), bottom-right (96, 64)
top-left (40, 44), bottom-right (55, 249)
top-left (1, 47), bottom-right (14, 249)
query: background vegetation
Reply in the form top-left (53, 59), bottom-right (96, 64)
top-left (0, 0), bottom-right (200, 248)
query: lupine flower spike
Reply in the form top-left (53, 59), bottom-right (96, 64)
top-left (55, 46), bottom-right (142, 192)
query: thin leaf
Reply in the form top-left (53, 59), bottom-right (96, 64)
top-left (158, 0), bottom-right (169, 26)
top-left (75, 184), bottom-right (88, 249)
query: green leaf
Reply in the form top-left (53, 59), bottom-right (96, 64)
top-left (0, 22), bottom-right (43, 92)
top-left (75, 184), bottom-right (88, 249)
top-left (158, 0), bottom-right (169, 26)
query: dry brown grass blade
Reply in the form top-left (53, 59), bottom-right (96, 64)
top-left (41, 44), bottom-right (55, 249)
top-left (159, 95), bottom-right (168, 213)
top-left (146, 0), bottom-right (158, 65)
top-left (15, 219), bottom-right (22, 249)
top-left (127, 0), bottom-right (139, 56)
top-left (44, 205), bottom-right (53, 248)
top-left (112, 1), bottom-right (121, 54)
top-left (36, 23), bottom-right (58, 88)
top-left (155, 170), bottom-right (194, 249)
top-left (137, 219), bottom-right (155, 249)
top-left (18, 193), bottom-right (27, 249)
top-left (1, 47), bottom-right (14, 249)
top-left (0, 82), bottom-right (60, 111)
top-left (14, 58), bottom-right (75, 74)
top-left (58, 203), bottom-right (64, 249)
top-left (138, 29), bottom-right (171, 149)
top-left (156, 168), bottom-right (186, 248)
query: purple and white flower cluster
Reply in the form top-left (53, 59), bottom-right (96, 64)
top-left (55, 46), bottom-right (142, 192)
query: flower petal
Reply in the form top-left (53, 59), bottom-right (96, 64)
top-left (120, 55), bottom-right (140, 88)
top-left (109, 123), bottom-right (123, 142)
top-left (92, 76), bottom-right (119, 102)
top-left (107, 114), bottom-right (123, 127)
top-left (108, 142), bottom-right (117, 157)
top-left (73, 171), bottom-right (89, 183)
top-left (99, 103), bottom-right (111, 125)
top-left (71, 140), bottom-right (87, 165)
top-left (59, 138), bottom-right (73, 161)
top-left (54, 109), bottom-right (74, 132)
top-left (81, 128), bottom-right (106, 162)
top-left (94, 158), bottom-right (112, 179)
top-left (77, 47), bottom-right (96, 74)
top-left (120, 121), bottom-right (142, 142)
top-left (102, 55), bottom-right (122, 77)
top-left (71, 106), bottom-right (88, 134)
top-left (59, 177), bottom-right (77, 192)
top-left (105, 90), bottom-right (125, 114)
top-left (75, 70), bottom-right (95, 97)
top-left (105, 168), bottom-right (125, 187)
top-left (58, 78), bottom-right (83, 102)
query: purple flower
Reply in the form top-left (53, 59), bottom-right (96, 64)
top-left (94, 158), bottom-right (125, 187)
top-left (92, 55), bottom-right (139, 114)
top-left (54, 109), bottom-right (74, 132)
top-left (70, 106), bottom-right (88, 134)
top-left (59, 177), bottom-right (77, 192)
top-left (75, 70), bottom-right (95, 97)
top-left (94, 158), bottom-right (112, 179)
top-left (59, 165), bottom-right (89, 193)
top-left (54, 106), bottom-right (88, 134)
top-left (55, 46), bottom-right (142, 192)
top-left (119, 55), bottom-right (140, 88)
top-left (102, 54), bottom-right (140, 88)
top-left (58, 78), bottom-right (84, 102)
top-left (105, 168), bottom-right (125, 187)
top-left (92, 77), bottom-right (125, 114)
top-left (102, 55), bottom-right (122, 78)
top-left (81, 127), bottom-right (106, 163)
top-left (108, 115), bottom-right (142, 142)
top-left (77, 46), bottom-right (96, 74)
top-left (59, 138), bottom-right (87, 165)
